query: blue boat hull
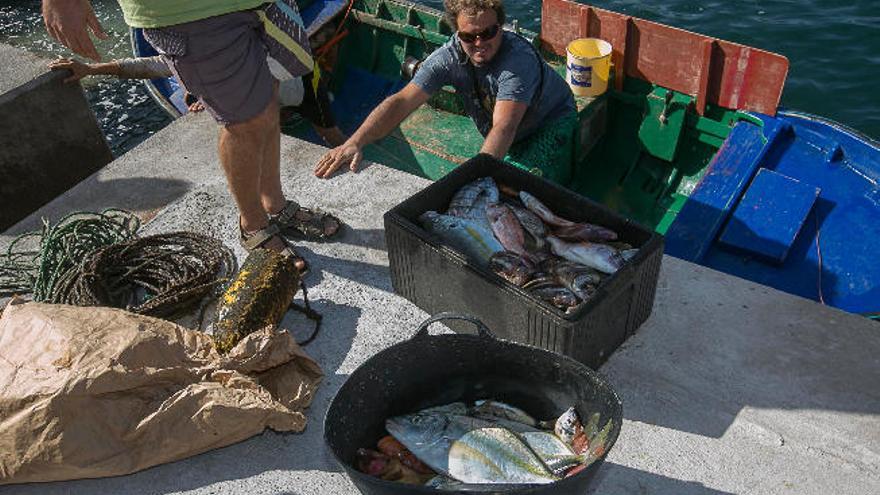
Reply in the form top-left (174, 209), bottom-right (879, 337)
top-left (666, 111), bottom-right (880, 315)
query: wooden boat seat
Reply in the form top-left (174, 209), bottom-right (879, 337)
top-left (664, 120), bottom-right (790, 262)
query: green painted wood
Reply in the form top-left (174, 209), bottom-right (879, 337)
top-left (286, 0), bottom-right (757, 234)
top-left (638, 87), bottom-right (693, 162)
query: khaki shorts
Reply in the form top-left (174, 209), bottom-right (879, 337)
top-left (144, 11), bottom-right (279, 125)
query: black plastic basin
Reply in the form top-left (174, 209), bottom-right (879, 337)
top-left (324, 313), bottom-right (624, 495)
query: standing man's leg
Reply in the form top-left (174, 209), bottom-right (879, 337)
top-left (145, 11), bottom-right (338, 273)
top-left (257, 82), bottom-right (287, 216)
top-left (145, 13), bottom-right (307, 269)
top-left (218, 82), bottom-right (306, 269)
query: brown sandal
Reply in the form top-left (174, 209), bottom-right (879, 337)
top-left (239, 222), bottom-right (308, 274)
top-left (270, 200), bottom-right (342, 241)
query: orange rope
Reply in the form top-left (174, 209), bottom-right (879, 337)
top-left (330, 0), bottom-right (356, 43)
top-left (315, 0), bottom-right (356, 69)
top-left (315, 28), bottom-right (349, 58)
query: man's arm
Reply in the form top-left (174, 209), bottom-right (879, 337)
top-left (314, 82), bottom-right (431, 178)
top-left (48, 58), bottom-right (113, 83)
top-left (42, 0), bottom-right (108, 62)
top-left (480, 100), bottom-right (528, 159)
top-left (49, 56), bottom-right (172, 83)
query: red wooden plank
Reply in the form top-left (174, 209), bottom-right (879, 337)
top-left (695, 39), bottom-right (714, 115)
top-left (540, 0), bottom-right (788, 115)
top-left (614, 17), bottom-right (630, 91)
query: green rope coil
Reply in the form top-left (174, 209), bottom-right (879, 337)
top-left (1, 211), bottom-right (236, 320)
top-left (1, 209), bottom-right (139, 300)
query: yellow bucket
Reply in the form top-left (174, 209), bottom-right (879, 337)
top-left (566, 38), bottom-right (612, 97)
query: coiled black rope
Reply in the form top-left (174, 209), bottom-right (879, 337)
top-left (57, 231), bottom-right (237, 318)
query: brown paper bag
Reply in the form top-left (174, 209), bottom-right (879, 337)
top-left (0, 300), bottom-right (323, 484)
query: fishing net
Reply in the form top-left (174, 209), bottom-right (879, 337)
top-left (505, 110), bottom-right (578, 185)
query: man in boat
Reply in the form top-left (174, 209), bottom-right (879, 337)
top-left (48, 57), bottom-right (347, 147)
top-left (314, 0), bottom-right (577, 179)
top-left (41, 0), bottom-right (343, 274)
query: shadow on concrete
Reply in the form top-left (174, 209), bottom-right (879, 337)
top-left (331, 227), bottom-right (388, 253)
top-left (295, 245), bottom-right (394, 295)
top-left (588, 462), bottom-right (734, 494)
top-left (608, 196), bottom-right (880, 439)
top-left (2, 176), bottom-right (191, 236)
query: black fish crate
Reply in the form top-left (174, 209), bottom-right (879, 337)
top-left (384, 154), bottom-right (664, 369)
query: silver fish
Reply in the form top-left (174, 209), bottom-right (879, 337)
top-left (520, 431), bottom-right (585, 476)
top-left (519, 191), bottom-right (576, 228)
top-left (447, 177), bottom-right (499, 232)
top-left (547, 236), bottom-right (623, 274)
top-left (419, 211), bottom-right (504, 266)
top-left (486, 203), bottom-right (530, 258)
top-left (470, 400), bottom-right (538, 427)
top-left (386, 413), bottom-right (557, 484)
top-left (522, 275), bottom-right (558, 291)
top-left (422, 402), bottom-right (469, 415)
top-left (504, 200), bottom-right (547, 242)
top-left (620, 248), bottom-right (639, 261)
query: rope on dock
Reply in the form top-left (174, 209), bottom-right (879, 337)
top-left (0, 210), bottom-right (236, 319)
top-left (57, 232), bottom-right (237, 318)
top-left (1, 209), bottom-right (140, 300)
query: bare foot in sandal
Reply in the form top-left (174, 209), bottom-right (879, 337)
top-left (269, 200), bottom-right (342, 240)
top-left (240, 222), bottom-right (308, 274)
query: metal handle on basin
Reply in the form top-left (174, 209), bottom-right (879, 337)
top-left (413, 312), bottom-right (496, 340)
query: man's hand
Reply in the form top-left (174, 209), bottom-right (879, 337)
top-left (48, 58), bottom-right (94, 83)
top-left (314, 141), bottom-right (363, 178)
top-left (42, 0), bottom-right (108, 62)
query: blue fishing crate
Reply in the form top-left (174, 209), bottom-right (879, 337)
top-left (384, 154), bottom-right (664, 369)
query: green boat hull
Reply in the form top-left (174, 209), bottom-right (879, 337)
top-left (284, 0), bottom-right (753, 233)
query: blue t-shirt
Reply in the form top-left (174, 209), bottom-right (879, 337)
top-left (412, 31), bottom-right (575, 142)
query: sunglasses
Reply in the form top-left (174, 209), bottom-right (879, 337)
top-left (458, 24), bottom-right (500, 44)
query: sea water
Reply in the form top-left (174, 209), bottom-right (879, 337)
top-left (2, 0), bottom-right (878, 156)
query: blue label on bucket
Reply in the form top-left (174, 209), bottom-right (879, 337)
top-left (567, 64), bottom-right (592, 87)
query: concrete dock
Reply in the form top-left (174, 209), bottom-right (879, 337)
top-left (1, 111), bottom-right (878, 495)
top-left (2, 31), bottom-right (880, 486)
top-left (0, 45), bottom-right (112, 231)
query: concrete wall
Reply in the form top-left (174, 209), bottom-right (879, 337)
top-left (0, 44), bottom-right (112, 231)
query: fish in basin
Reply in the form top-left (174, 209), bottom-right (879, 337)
top-left (386, 412), bottom-right (558, 484)
top-left (486, 202), bottom-right (530, 258)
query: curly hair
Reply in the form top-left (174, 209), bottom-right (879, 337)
top-left (443, 0), bottom-right (506, 30)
